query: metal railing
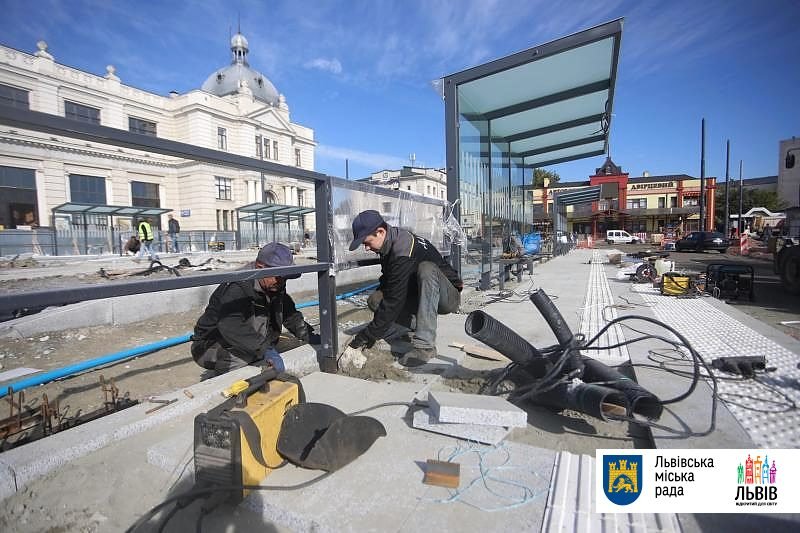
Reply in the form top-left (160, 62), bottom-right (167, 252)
top-left (0, 104), bottom-right (340, 371)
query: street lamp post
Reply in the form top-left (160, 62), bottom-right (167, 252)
top-left (724, 140), bottom-right (730, 238)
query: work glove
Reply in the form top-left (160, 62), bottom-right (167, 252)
top-left (338, 337), bottom-right (367, 370)
top-left (262, 347), bottom-right (286, 373)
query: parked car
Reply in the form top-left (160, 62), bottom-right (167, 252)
top-left (606, 229), bottom-right (641, 244)
top-left (675, 231), bottom-right (730, 252)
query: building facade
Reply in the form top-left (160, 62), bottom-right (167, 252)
top-left (529, 158), bottom-right (717, 237)
top-left (362, 166), bottom-right (447, 200)
top-left (0, 34), bottom-right (315, 237)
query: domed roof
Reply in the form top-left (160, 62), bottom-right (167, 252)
top-left (201, 32), bottom-right (280, 106)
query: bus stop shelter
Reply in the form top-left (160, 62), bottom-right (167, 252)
top-left (443, 18), bottom-right (623, 275)
top-left (236, 202), bottom-right (315, 247)
top-left (51, 202), bottom-right (171, 255)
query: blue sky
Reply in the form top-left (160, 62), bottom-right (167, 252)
top-left (1, 0), bottom-right (798, 184)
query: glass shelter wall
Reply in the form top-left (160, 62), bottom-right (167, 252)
top-left (457, 109), bottom-right (532, 286)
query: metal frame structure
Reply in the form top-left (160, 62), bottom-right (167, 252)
top-left (0, 105), bottom-right (339, 371)
top-left (444, 19), bottom-right (623, 275)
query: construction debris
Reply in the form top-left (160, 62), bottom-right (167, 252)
top-left (423, 459), bottom-right (460, 488)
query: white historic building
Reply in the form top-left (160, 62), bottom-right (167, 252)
top-left (0, 33), bottom-right (315, 236)
top-left (362, 166), bottom-right (447, 200)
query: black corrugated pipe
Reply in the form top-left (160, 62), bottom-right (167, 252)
top-left (529, 289), bottom-right (573, 346)
top-left (464, 310), bottom-right (548, 376)
top-left (530, 382), bottom-right (629, 421)
top-left (529, 288), bottom-right (584, 375)
top-left (580, 357), bottom-right (663, 419)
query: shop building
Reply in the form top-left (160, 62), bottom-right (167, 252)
top-left (529, 157), bottom-right (716, 238)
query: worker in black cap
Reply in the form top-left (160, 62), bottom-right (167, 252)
top-left (341, 210), bottom-right (463, 368)
top-left (191, 242), bottom-right (319, 377)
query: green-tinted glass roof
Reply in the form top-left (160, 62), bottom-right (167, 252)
top-left (52, 202), bottom-right (171, 217)
top-left (447, 19), bottom-right (623, 168)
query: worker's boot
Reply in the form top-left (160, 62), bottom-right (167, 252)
top-left (398, 347), bottom-right (436, 368)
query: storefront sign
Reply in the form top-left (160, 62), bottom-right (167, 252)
top-left (630, 182), bottom-right (674, 191)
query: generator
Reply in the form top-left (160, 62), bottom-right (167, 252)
top-left (705, 263), bottom-right (754, 301)
top-left (194, 373), bottom-right (299, 503)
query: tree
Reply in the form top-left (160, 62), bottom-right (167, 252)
top-left (714, 187), bottom-right (787, 229)
top-left (533, 168), bottom-right (560, 188)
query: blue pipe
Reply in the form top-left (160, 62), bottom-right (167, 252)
top-left (296, 282), bottom-right (379, 309)
top-left (0, 282), bottom-right (379, 398)
top-left (0, 334), bottom-right (192, 399)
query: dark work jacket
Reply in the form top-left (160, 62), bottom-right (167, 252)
top-left (356, 226), bottom-right (462, 345)
top-left (168, 218), bottom-right (180, 235)
top-left (191, 280), bottom-right (310, 360)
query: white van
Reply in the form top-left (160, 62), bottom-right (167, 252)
top-left (606, 229), bottom-right (641, 244)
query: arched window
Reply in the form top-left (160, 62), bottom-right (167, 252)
top-left (264, 190), bottom-right (277, 203)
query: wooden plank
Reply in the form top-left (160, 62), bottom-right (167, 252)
top-left (448, 341), bottom-right (509, 362)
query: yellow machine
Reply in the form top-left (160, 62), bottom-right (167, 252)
top-left (660, 272), bottom-right (693, 296)
top-left (193, 373), bottom-right (299, 502)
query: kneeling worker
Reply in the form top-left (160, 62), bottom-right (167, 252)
top-left (341, 210), bottom-right (463, 368)
top-left (191, 242), bottom-right (318, 376)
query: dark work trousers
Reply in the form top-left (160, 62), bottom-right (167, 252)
top-left (192, 315), bottom-right (304, 376)
top-left (367, 261), bottom-right (460, 350)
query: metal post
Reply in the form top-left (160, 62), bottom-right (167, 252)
top-left (254, 211), bottom-right (259, 246)
top-left (738, 160), bottom-right (743, 234)
top-left (235, 208), bottom-right (241, 250)
top-left (82, 213), bottom-right (89, 255)
top-left (724, 140), bottom-right (730, 238)
top-left (51, 208), bottom-right (59, 256)
top-left (699, 119), bottom-right (705, 232)
top-left (444, 74), bottom-right (461, 276)
top-left (487, 120), bottom-right (494, 285)
top-left (314, 177), bottom-right (337, 372)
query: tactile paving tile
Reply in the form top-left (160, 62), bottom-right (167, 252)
top-left (578, 251), bottom-right (631, 364)
top-left (632, 284), bottom-right (800, 447)
top-left (542, 450), bottom-right (681, 533)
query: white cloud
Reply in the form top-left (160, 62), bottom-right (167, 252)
top-left (304, 58), bottom-right (343, 75)
top-left (316, 144), bottom-right (407, 170)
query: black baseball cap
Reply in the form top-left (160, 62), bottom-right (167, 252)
top-left (256, 242), bottom-right (301, 278)
top-left (349, 210), bottom-right (385, 251)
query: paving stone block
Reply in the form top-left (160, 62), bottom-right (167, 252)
top-left (412, 407), bottom-right (512, 445)
top-left (428, 390), bottom-right (528, 428)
